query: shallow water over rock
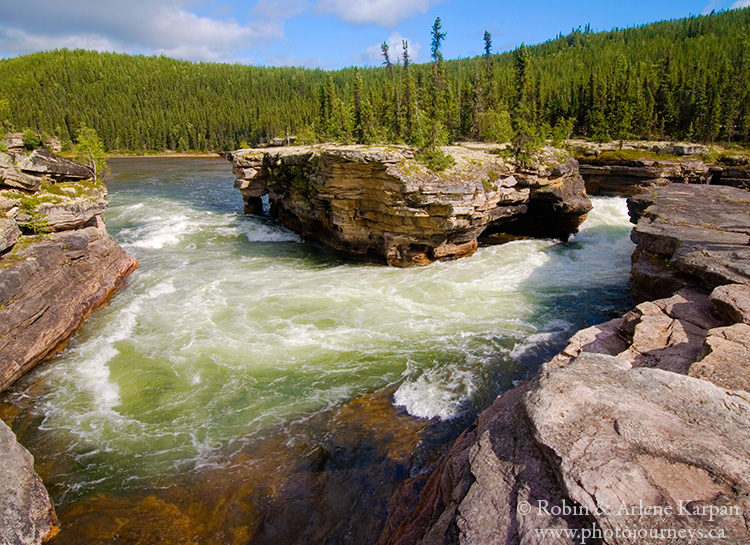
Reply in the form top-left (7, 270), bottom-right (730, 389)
top-left (1, 157), bottom-right (635, 544)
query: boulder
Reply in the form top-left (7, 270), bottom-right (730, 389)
top-left (1, 166), bottom-right (43, 192)
top-left (229, 144), bottom-right (591, 266)
top-left (2, 133), bottom-right (24, 153)
top-left (0, 419), bottom-right (59, 545)
top-left (690, 323), bottom-right (750, 392)
top-left (710, 283), bottom-right (750, 324)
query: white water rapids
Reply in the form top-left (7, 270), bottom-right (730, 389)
top-left (1, 157), bottom-right (635, 504)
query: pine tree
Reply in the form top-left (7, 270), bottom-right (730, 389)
top-left (381, 42), bottom-right (392, 73)
top-left (428, 17), bottom-right (449, 145)
top-left (483, 30), bottom-right (496, 110)
top-left (401, 40), bottom-right (417, 143)
top-left (353, 68), bottom-right (365, 143)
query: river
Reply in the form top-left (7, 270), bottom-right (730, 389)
top-left (0, 157), bottom-right (635, 544)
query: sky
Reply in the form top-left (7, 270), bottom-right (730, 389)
top-left (0, 0), bottom-right (748, 69)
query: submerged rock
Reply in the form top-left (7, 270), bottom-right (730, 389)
top-left (0, 419), bottom-right (59, 545)
top-left (229, 144), bottom-right (591, 266)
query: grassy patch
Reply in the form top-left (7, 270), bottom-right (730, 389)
top-left (590, 149), bottom-right (684, 162)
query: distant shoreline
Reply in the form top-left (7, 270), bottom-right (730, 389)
top-left (107, 152), bottom-right (223, 159)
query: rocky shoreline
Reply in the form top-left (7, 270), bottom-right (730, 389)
top-left (2, 142), bottom-right (749, 545)
top-left (0, 145), bottom-right (136, 544)
top-left (229, 144), bottom-right (592, 266)
top-left (572, 140), bottom-right (750, 196)
top-left (378, 184), bottom-right (750, 545)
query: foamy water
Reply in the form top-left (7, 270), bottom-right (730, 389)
top-left (1, 158), bottom-right (635, 504)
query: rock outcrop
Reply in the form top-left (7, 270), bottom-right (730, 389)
top-left (0, 217), bottom-right (137, 392)
top-left (571, 140), bottom-right (750, 196)
top-left (0, 419), bottom-right (59, 545)
top-left (0, 148), bottom-right (135, 544)
top-left (380, 183), bottom-right (750, 545)
top-left (627, 184), bottom-right (750, 302)
top-left (0, 149), bottom-right (137, 392)
top-left (229, 144), bottom-right (591, 266)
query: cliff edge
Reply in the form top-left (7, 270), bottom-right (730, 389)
top-left (0, 146), bottom-right (137, 545)
top-left (229, 144), bottom-right (591, 266)
top-left (379, 184), bottom-right (750, 545)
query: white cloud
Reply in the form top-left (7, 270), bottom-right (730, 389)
top-left (0, 0), bottom-right (282, 62)
top-left (363, 33), bottom-right (421, 65)
top-left (316, 0), bottom-right (440, 27)
top-left (0, 27), bottom-right (126, 55)
top-left (731, 0), bottom-right (750, 8)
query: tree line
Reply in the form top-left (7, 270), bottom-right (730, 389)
top-left (0, 7), bottom-right (748, 152)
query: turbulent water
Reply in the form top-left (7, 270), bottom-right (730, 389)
top-left (2, 157), bottom-right (634, 508)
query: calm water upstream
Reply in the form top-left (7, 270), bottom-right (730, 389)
top-left (1, 157), bottom-right (635, 543)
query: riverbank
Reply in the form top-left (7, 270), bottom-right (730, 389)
top-left (99, 152), bottom-right (222, 159)
top-left (1, 157), bottom-right (634, 544)
top-left (380, 184), bottom-right (750, 545)
top-left (2, 148), bottom-right (749, 544)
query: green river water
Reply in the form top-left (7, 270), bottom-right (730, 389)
top-left (1, 157), bottom-right (635, 541)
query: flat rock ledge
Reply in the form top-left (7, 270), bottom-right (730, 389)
top-left (380, 184), bottom-right (750, 545)
top-left (570, 140), bottom-right (750, 196)
top-left (229, 144), bottom-right (591, 266)
top-left (627, 184), bottom-right (750, 302)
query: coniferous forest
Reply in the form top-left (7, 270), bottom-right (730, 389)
top-left (0, 8), bottom-right (748, 152)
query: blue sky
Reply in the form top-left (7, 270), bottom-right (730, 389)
top-left (0, 0), bottom-right (748, 68)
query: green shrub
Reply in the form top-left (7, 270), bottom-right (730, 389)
top-left (415, 146), bottom-right (455, 171)
top-left (479, 108), bottom-right (513, 143)
top-left (550, 117), bottom-right (575, 146)
top-left (22, 129), bottom-right (41, 151)
top-left (510, 121), bottom-right (544, 167)
top-left (295, 125), bottom-right (317, 145)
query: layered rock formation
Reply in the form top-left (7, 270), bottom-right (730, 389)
top-left (0, 149), bottom-right (137, 392)
top-left (380, 183), bottom-right (750, 545)
top-left (230, 145), bottom-right (591, 266)
top-left (571, 140), bottom-right (750, 196)
top-left (0, 148), bottom-right (136, 545)
top-left (627, 184), bottom-right (750, 302)
top-left (0, 419), bottom-right (59, 545)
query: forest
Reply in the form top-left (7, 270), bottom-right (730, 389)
top-left (0, 7), bottom-right (748, 152)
